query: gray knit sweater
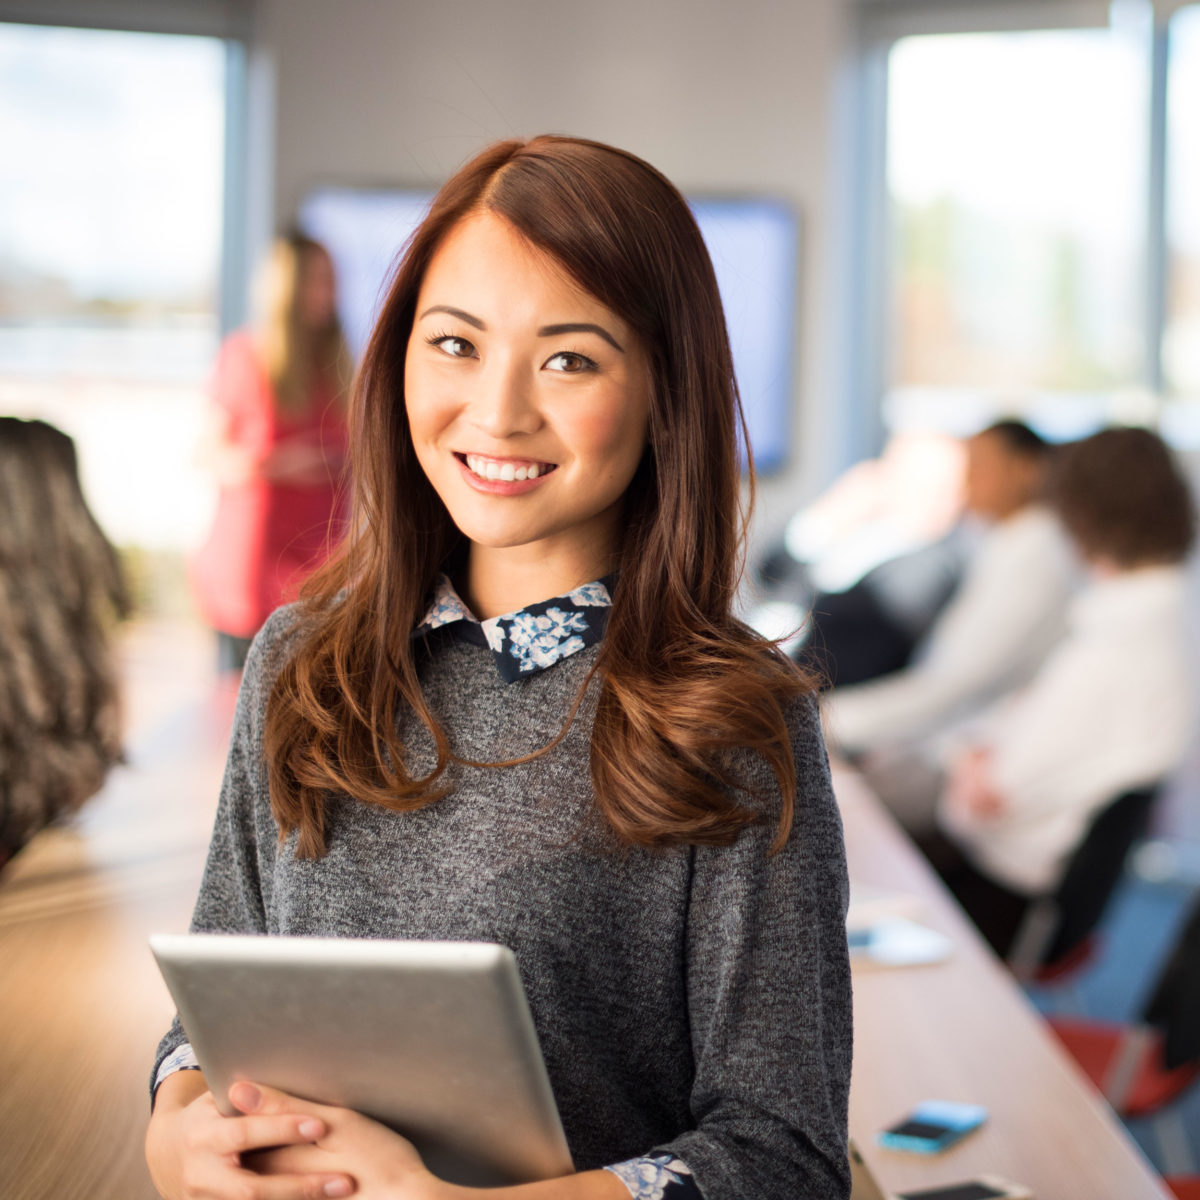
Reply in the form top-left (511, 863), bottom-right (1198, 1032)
top-left (153, 603), bottom-right (853, 1199)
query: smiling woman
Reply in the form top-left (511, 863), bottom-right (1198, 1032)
top-left (146, 136), bottom-right (852, 1200)
top-left (405, 211), bottom-right (650, 613)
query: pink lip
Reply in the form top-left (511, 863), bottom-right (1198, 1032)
top-left (454, 454), bottom-right (556, 496)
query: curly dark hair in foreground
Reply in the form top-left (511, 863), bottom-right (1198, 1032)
top-left (1049, 426), bottom-right (1196, 568)
top-left (0, 418), bottom-right (130, 860)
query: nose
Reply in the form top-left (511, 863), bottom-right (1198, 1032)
top-left (467, 355), bottom-right (543, 439)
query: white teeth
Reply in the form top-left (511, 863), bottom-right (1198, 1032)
top-left (463, 454), bottom-right (547, 482)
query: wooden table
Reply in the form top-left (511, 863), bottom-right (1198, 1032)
top-left (837, 765), bottom-right (1173, 1199)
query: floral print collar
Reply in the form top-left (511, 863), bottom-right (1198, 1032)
top-left (414, 573), bottom-right (613, 683)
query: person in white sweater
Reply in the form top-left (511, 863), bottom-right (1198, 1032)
top-left (824, 421), bottom-right (1076, 831)
top-left (932, 427), bottom-right (1197, 955)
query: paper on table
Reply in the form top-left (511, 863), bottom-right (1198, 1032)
top-left (849, 917), bottom-right (953, 968)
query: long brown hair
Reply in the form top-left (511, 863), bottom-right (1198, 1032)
top-left (253, 232), bottom-right (353, 413)
top-left (265, 136), bottom-right (813, 858)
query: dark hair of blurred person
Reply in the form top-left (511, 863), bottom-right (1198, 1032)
top-left (189, 232), bottom-right (353, 673)
top-left (0, 417), bottom-right (130, 864)
top-left (962, 419), bottom-right (1051, 522)
top-left (1050, 426), bottom-right (1195, 568)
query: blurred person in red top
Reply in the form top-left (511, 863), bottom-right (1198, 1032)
top-left (191, 233), bottom-right (352, 672)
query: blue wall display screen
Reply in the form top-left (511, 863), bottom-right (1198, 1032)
top-left (299, 188), bottom-right (797, 473)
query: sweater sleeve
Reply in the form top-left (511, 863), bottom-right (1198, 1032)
top-left (148, 607), bottom-right (296, 1102)
top-left (651, 694), bottom-right (853, 1200)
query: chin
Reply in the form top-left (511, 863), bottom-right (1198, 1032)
top-left (440, 511), bottom-right (547, 548)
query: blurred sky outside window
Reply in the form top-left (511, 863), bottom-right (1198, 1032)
top-left (1166, 5), bottom-right (1200, 400)
top-left (0, 22), bottom-right (224, 552)
top-left (885, 11), bottom-right (1154, 438)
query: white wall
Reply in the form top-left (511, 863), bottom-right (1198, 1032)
top-left (252, 0), bottom-right (854, 553)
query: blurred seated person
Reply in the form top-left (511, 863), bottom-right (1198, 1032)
top-left (0, 418), bottom-right (130, 866)
top-left (751, 430), bottom-right (967, 680)
top-left (930, 427), bottom-right (1196, 956)
top-left (823, 420), bottom-right (1076, 831)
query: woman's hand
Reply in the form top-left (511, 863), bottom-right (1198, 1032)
top-left (145, 1071), bottom-right (356, 1199)
top-left (231, 1082), bottom-right (455, 1200)
top-left (946, 746), bottom-right (1007, 821)
top-left (197, 406), bottom-right (336, 487)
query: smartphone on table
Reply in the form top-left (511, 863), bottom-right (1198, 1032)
top-left (895, 1179), bottom-right (1032, 1200)
top-left (877, 1100), bottom-right (988, 1154)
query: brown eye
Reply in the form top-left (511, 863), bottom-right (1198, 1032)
top-left (430, 335), bottom-right (476, 358)
top-left (545, 351), bottom-right (596, 374)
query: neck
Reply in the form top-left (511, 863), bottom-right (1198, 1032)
top-left (1087, 556), bottom-right (1173, 580)
top-left (990, 497), bottom-right (1034, 523)
top-left (464, 538), bottom-right (615, 620)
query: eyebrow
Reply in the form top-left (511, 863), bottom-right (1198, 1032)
top-left (418, 306), bottom-right (625, 353)
top-left (419, 305), bottom-right (484, 329)
top-left (538, 323), bottom-right (624, 352)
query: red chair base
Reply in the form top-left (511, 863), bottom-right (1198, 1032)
top-left (1049, 1019), bottom-right (1200, 1117)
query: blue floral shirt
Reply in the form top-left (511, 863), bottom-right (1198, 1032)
top-left (156, 576), bottom-right (703, 1198)
top-left (414, 573), bottom-right (614, 682)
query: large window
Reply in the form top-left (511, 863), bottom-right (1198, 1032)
top-left (872, 1), bottom-right (1200, 445)
top-left (0, 21), bottom-right (225, 553)
top-left (885, 13), bottom-right (1151, 435)
top-left (890, 25), bottom-right (1147, 394)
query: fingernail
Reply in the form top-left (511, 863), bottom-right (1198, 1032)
top-left (324, 1181), bottom-right (353, 1198)
top-left (231, 1082), bottom-right (262, 1111)
top-left (299, 1118), bottom-right (324, 1139)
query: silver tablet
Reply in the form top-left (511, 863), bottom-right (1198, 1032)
top-left (150, 934), bottom-right (573, 1187)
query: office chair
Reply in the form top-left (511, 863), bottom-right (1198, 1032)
top-left (1049, 892), bottom-right (1200, 1176)
top-left (1006, 786), bottom-right (1158, 984)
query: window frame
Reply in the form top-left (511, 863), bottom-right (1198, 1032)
top-left (0, 0), bottom-right (261, 335)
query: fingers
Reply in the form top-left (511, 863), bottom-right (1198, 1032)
top-left (184, 1165), bottom-right (354, 1199)
top-left (229, 1082), bottom-right (338, 1123)
top-left (232, 1171), bottom-right (354, 1199)
top-left (205, 1113), bottom-right (329, 1157)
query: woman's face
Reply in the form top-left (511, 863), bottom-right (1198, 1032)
top-left (963, 432), bottom-right (1041, 521)
top-left (298, 247), bottom-right (338, 332)
top-left (404, 210), bottom-right (651, 567)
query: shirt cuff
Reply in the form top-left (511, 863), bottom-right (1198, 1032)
top-left (604, 1155), bottom-right (702, 1199)
top-left (153, 1042), bottom-right (201, 1095)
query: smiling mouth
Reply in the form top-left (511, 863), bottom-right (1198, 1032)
top-left (455, 453), bottom-right (558, 483)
